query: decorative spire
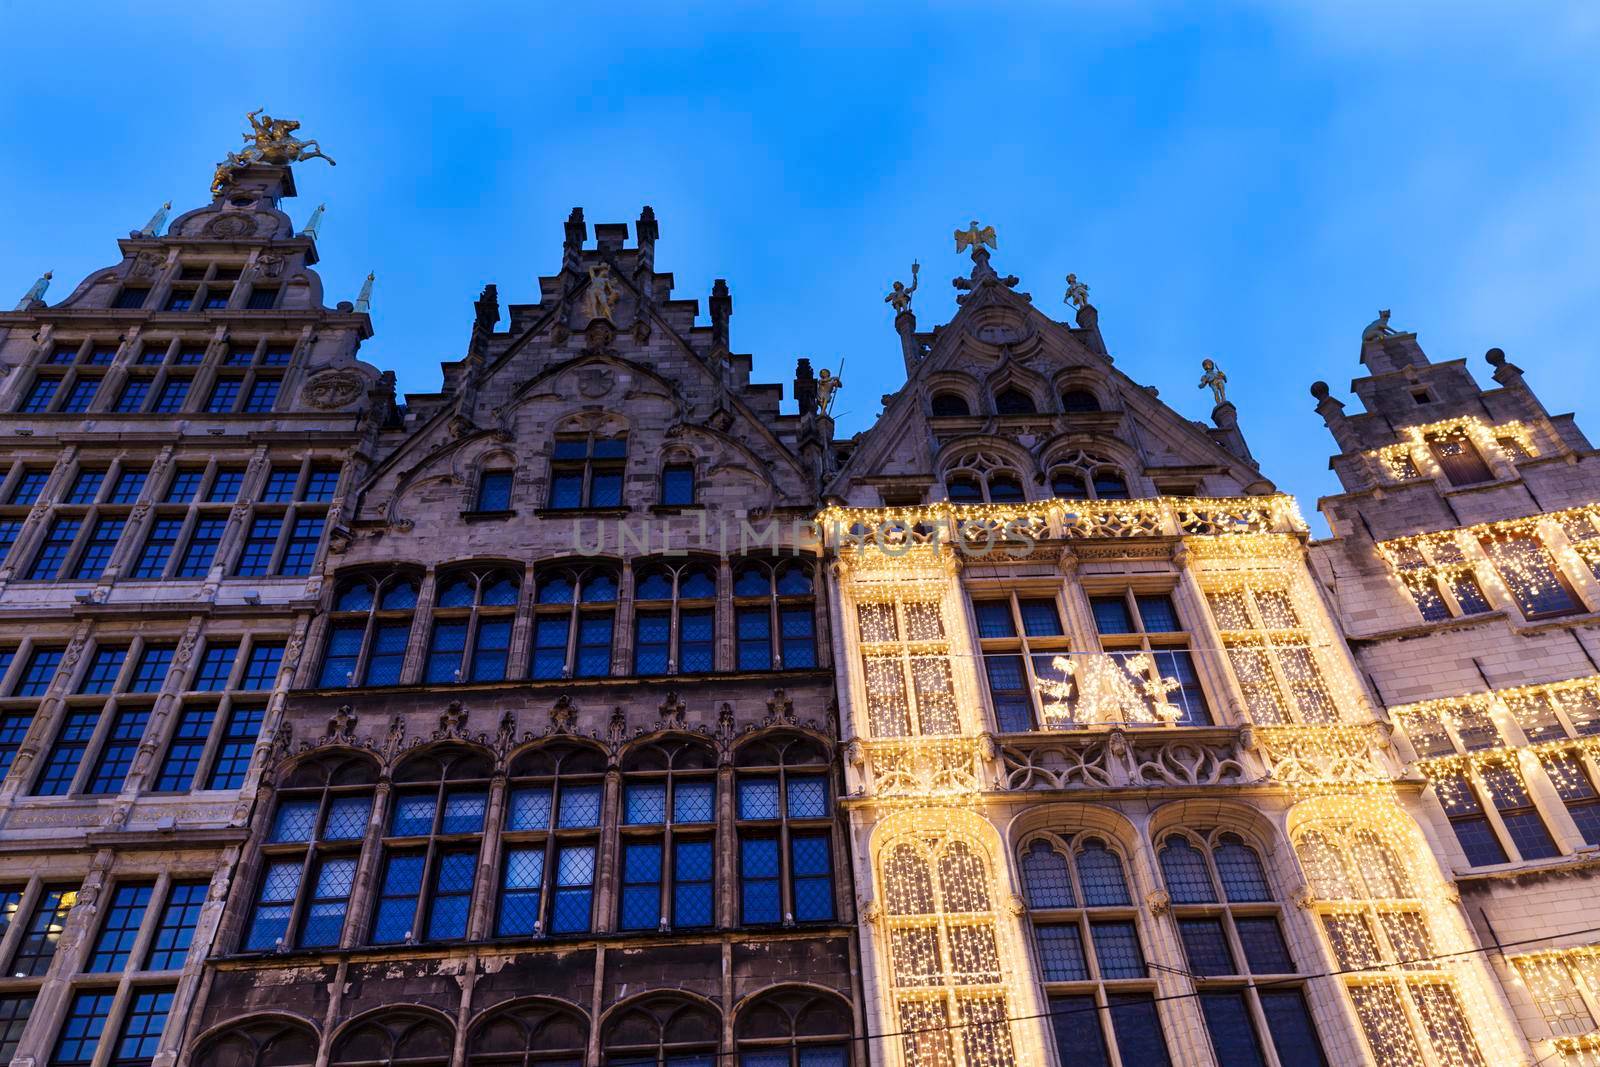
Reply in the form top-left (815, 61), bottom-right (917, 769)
top-left (138, 201), bottom-right (172, 238)
top-left (951, 219), bottom-right (1021, 305)
top-left (13, 270), bottom-right (51, 311)
top-left (354, 272), bottom-right (375, 313)
top-left (301, 203), bottom-right (326, 239)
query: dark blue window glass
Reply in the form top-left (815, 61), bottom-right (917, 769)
top-left (17, 647), bottom-right (63, 696)
top-left (1200, 992), bottom-right (1266, 1067)
top-left (550, 845), bottom-right (595, 934)
top-left (206, 705), bottom-right (264, 789)
top-left (133, 519), bottom-right (182, 578)
top-left (145, 881), bottom-right (207, 970)
top-left (476, 470), bottom-right (513, 511)
top-left (740, 837), bottom-right (781, 924)
top-left (498, 848), bottom-right (544, 937)
top-left (620, 841), bottom-right (663, 930)
top-left (154, 706), bottom-right (215, 791)
top-left (372, 853), bottom-right (424, 943)
top-left (245, 861), bottom-right (301, 951)
top-left (674, 840), bottom-right (714, 928)
top-left (33, 711), bottom-right (99, 795)
top-left (1048, 995), bottom-right (1111, 1067)
top-left (53, 991), bottom-right (113, 1066)
top-left (176, 518), bottom-right (226, 577)
top-left (86, 708), bottom-right (149, 794)
top-left (88, 883), bottom-right (153, 972)
top-left (28, 518), bottom-right (80, 579)
top-left (79, 646), bottom-right (128, 694)
top-left (426, 851), bottom-right (476, 941)
top-left (791, 833), bottom-right (834, 921)
top-left (130, 645), bottom-right (174, 692)
top-left (1107, 994), bottom-right (1172, 1067)
top-left (113, 987), bottom-right (173, 1067)
top-left (194, 643), bottom-right (237, 690)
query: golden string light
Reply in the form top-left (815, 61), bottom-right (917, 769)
top-left (1509, 945), bottom-right (1600, 1065)
top-left (1368, 415), bottom-right (1538, 484)
top-left (829, 498), bottom-right (1516, 1066)
top-left (1377, 503), bottom-right (1600, 616)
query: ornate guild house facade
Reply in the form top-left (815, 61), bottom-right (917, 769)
top-left (1, 117), bottom-right (1599, 1067)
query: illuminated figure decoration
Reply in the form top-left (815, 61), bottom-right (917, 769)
top-left (1036, 652), bottom-right (1183, 727)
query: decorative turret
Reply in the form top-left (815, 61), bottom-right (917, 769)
top-left (562, 207), bottom-right (587, 274)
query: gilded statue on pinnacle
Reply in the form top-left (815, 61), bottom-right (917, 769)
top-left (212, 108), bottom-right (337, 195)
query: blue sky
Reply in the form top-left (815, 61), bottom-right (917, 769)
top-left (3, 3), bottom-right (1597, 532)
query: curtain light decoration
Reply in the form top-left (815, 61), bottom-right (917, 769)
top-left (1368, 415), bottom-right (1538, 484)
top-left (828, 497), bottom-right (1521, 1066)
top-left (1510, 945), bottom-right (1600, 1065)
top-left (1378, 504), bottom-right (1600, 617)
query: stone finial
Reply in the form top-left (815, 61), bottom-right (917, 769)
top-left (138, 201), bottom-right (172, 238)
top-left (709, 278), bottom-right (732, 355)
top-left (1310, 380), bottom-right (1330, 401)
top-left (564, 207), bottom-right (587, 248)
top-left (793, 358), bottom-right (817, 414)
top-left (354, 272), bottom-right (375, 313)
top-left (301, 202), bottom-right (326, 239)
top-left (14, 270), bottom-right (51, 311)
top-left (474, 284), bottom-right (500, 332)
top-left (1486, 347), bottom-right (1526, 389)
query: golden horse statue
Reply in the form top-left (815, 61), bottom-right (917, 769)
top-left (212, 109), bottom-right (336, 195)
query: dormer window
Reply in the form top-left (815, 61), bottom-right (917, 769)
top-left (931, 392), bottom-right (971, 417)
top-left (474, 470), bottom-right (513, 512)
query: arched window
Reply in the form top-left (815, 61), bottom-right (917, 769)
top-left (634, 561), bottom-right (717, 675)
top-left (330, 1010), bottom-right (453, 1067)
top-left (548, 430), bottom-right (626, 510)
top-left (986, 474), bottom-right (1024, 502)
top-left (245, 754), bottom-right (378, 951)
top-left (1048, 451), bottom-right (1131, 502)
top-left (1155, 829), bottom-right (1323, 1063)
top-left (498, 743), bottom-right (608, 937)
top-left (1060, 388), bottom-right (1101, 413)
top-left (1021, 833), bottom-right (1167, 1065)
top-left (942, 450), bottom-right (1028, 505)
top-left (468, 999), bottom-right (589, 1067)
top-left (195, 1017), bottom-right (319, 1067)
top-left (425, 568), bottom-right (521, 684)
top-left (530, 564), bottom-right (617, 679)
top-left (732, 560), bottom-right (815, 671)
top-left (660, 461), bottom-right (696, 506)
top-left (370, 749), bottom-right (491, 944)
top-left (880, 834), bottom-right (1016, 1067)
top-left (602, 995), bottom-right (720, 1067)
top-left (735, 988), bottom-right (852, 1067)
top-left (1294, 821), bottom-right (1482, 1065)
top-left (475, 468), bottom-right (514, 512)
top-left (734, 734), bottom-right (834, 925)
top-left (930, 392), bottom-right (971, 417)
top-left (618, 737), bottom-right (719, 931)
top-left (993, 388), bottom-right (1036, 415)
top-left (319, 572), bottom-right (420, 686)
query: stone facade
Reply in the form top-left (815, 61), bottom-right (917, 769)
top-left (0, 162), bottom-right (381, 1067)
top-left (3, 141), bottom-right (1600, 1067)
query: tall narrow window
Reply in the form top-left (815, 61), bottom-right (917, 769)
top-left (530, 565), bottom-right (617, 680)
top-left (475, 469), bottom-right (513, 512)
top-left (1020, 834), bottom-right (1167, 1065)
top-left (633, 561), bottom-right (717, 675)
top-left (372, 750), bottom-right (490, 944)
top-left (661, 463), bottom-right (695, 506)
top-left (735, 734), bottom-right (834, 925)
top-left (548, 432), bottom-right (626, 509)
top-left (498, 743), bottom-right (607, 937)
top-left (8, 885), bottom-right (78, 976)
top-left (110, 988), bottom-right (174, 1067)
top-left (319, 572), bottom-right (421, 686)
top-left (1157, 831), bottom-right (1323, 1065)
top-left (145, 880), bottom-right (208, 970)
top-left (87, 883), bottom-right (153, 972)
top-left (425, 568), bottom-right (521, 683)
top-left (1480, 531), bottom-right (1581, 618)
top-left (733, 560), bottom-right (815, 671)
top-left (619, 737), bottom-right (718, 931)
top-left (53, 991), bottom-right (115, 1067)
top-left (1089, 590), bottom-right (1212, 725)
top-left (970, 592), bottom-right (1070, 732)
top-left (1296, 824), bottom-right (1484, 1064)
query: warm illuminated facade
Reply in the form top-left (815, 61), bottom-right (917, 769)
top-left (1313, 326), bottom-right (1600, 1065)
top-left (4, 125), bottom-right (1600, 1067)
top-left (819, 241), bottom-right (1565, 1067)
